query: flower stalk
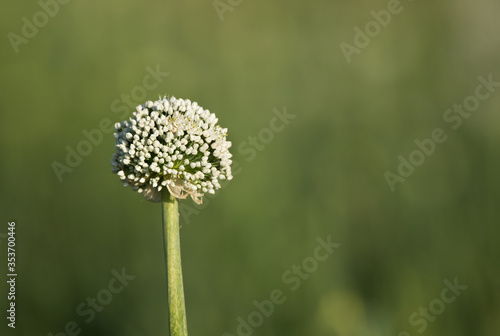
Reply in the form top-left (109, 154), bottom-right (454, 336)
top-left (161, 189), bottom-right (188, 336)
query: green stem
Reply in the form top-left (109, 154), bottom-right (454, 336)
top-left (161, 189), bottom-right (188, 336)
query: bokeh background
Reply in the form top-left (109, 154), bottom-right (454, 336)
top-left (1, 0), bottom-right (499, 335)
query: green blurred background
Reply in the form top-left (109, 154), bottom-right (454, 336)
top-left (1, 0), bottom-right (499, 335)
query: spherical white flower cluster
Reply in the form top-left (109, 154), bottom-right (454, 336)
top-left (111, 96), bottom-right (233, 203)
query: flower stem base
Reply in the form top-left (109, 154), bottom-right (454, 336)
top-left (161, 189), bottom-right (188, 336)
